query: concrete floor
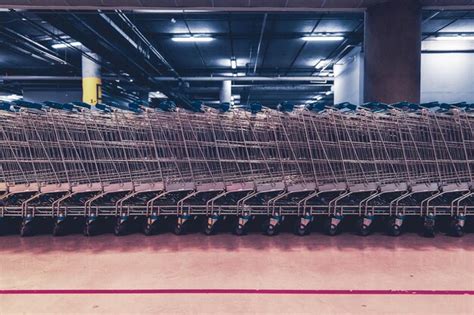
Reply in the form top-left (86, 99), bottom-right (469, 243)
top-left (0, 233), bottom-right (473, 314)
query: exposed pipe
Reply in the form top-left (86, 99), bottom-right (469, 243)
top-left (253, 13), bottom-right (268, 74)
top-left (154, 76), bottom-right (333, 82)
top-left (0, 76), bottom-right (333, 82)
top-left (115, 10), bottom-right (181, 79)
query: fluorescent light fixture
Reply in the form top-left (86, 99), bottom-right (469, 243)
top-left (302, 35), bottom-right (344, 42)
top-left (325, 91), bottom-right (333, 95)
top-left (319, 71), bottom-right (332, 77)
top-left (0, 94), bottom-right (22, 101)
top-left (172, 36), bottom-right (213, 42)
top-left (232, 72), bottom-right (246, 77)
top-left (149, 91), bottom-right (167, 99)
top-left (230, 57), bottom-right (237, 69)
top-left (133, 9), bottom-right (210, 13)
top-left (52, 41), bottom-right (82, 49)
top-left (315, 59), bottom-right (331, 69)
top-left (313, 95), bottom-right (323, 100)
top-left (434, 35), bottom-right (474, 41)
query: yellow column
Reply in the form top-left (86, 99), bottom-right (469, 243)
top-left (82, 53), bottom-right (101, 105)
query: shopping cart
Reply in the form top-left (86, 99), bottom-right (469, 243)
top-left (0, 101), bottom-right (472, 237)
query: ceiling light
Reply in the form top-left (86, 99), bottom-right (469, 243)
top-left (325, 91), bottom-right (333, 95)
top-left (172, 36), bottom-right (214, 42)
top-left (52, 41), bottom-right (82, 49)
top-left (313, 95), bottom-right (323, 100)
top-left (315, 59), bottom-right (331, 69)
top-left (302, 35), bottom-right (344, 42)
top-left (434, 35), bottom-right (474, 41)
top-left (231, 57), bottom-right (237, 69)
top-left (0, 94), bottom-right (22, 101)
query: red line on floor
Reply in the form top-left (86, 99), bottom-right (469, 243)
top-left (1, 289), bottom-right (473, 295)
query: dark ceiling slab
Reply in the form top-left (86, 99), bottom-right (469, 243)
top-left (0, 0), bottom-right (473, 10)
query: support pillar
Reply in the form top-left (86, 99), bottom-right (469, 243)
top-left (219, 80), bottom-right (232, 104)
top-left (82, 53), bottom-right (101, 105)
top-left (364, 0), bottom-right (421, 104)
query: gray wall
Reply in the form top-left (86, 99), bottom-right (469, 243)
top-left (334, 48), bottom-right (474, 105)
top-left (421, 53), bottom-right (474, 104)
top-left (334, 47), bottom-right (364, 105)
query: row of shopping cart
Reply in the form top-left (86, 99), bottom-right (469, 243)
top-left (0, 99), bottom-right (472, 237)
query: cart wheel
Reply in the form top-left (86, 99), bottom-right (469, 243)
top-left (143, 223), bottom-right (155, 236)
top-left (294, 219), bottom-right (310, 236)
top-left (204, 224), bottom-right (216, 236)
top-left (356, 218), bottom-right (370, 236)
top-left (449, 219), bottom-right (464, 237)
top-left (388, 223), bottom-right (401, 237)
top-left (451, 224), bottom-right (463, 237)
top-left (423, 216), bottom-right (436, 238)
top-left (113, 218), bottom-right (128, 236)
top-left (296, 224), bottom-right (308, 236)
top-left (328, 224), bottom-right (338, 236)
top-left (20, 219), bottom-right (34, 237)
top-left (423, 227), bottom-right (435, 238)
top-left (173, 223), bottom-right (186, 235)
top-left (449, 218), bottom-right (464, 237)
top-left (83, 221), bottom-right (97, 237)
top-left (52, 221), bottom-right (66, 237)
top-left (233, 224), bottom-right (247, 236)
top-left (265, 224), bottom-right (276, 236)
top-left (0, 218), bottom-right (6, 236)
top-left (324, 217), bottom-right (339, 236)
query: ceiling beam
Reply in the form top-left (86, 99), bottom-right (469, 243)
top-left (1, 0), bottom-right (474, 11)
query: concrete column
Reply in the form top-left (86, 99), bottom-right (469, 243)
top-left (219, 80), bottom-right (232, 104)
top-left (364, 0), bottom-right (421, 104)
top-left (82, 53), bottom-right (101, 105)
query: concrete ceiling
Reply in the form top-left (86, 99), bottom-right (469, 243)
top-left (0, 0), bottom-right (473, 11)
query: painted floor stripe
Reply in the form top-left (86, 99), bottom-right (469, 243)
top-left (1, 289), bottom-right (473, 295)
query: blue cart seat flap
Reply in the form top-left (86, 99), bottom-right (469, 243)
top-left (0, 101), bottom-right (12, 111)
top-left (71, 101), bottom-right (92, 109)
top-left (12, 100), bottom-right (43, 110)
top-left (277, 101), bottom-right (294, 112)
top-left (158, 100), bottom-right (177, 112)
top-left (250, 102), bottom-right (262, 114)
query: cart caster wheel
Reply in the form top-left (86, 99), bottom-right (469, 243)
top-left (83, 222), bottom-right (98, 237)
top-left (327, 224), bottom-right (338, 236)
top-left (450, 224), bottom-right (463, 237)
top-left (113, 218), bottom-right (128, 236)
top-left (264, 224), bottom-right (277, 236)
top-left (423, 215), bottom-right (436, 238)
top-left (204, 224), bottom-right (216, 236)
top-left (233, 224), bottom-right (247, 236)
top-left (174, 222), bottom-right (190, 235)
top-left (388, 224), bottom-right (401, 237)
top-left (143, 223), bottom-right (155, 236)
top-left (356, 218), bottom-right (371, 236)
top-left (0, 218), bottom-right (6, 236)
top-left (20, 220), bottom-right (35, 237)
top-left (449, 216), bottom-right (465, 237)
top-left (295, 224), bottom-right (308, 236)
top-left (52, 222), bottom-right (66, 237)
top-left (324, 217), bottom-right (340, 236)
top-left (423, 227), bottom-right (435, 238)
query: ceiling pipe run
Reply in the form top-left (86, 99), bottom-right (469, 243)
top-left (0, 76), bottom-right (334, 82)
